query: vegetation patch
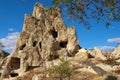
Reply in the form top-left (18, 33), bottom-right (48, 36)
top-left (105, 75), bottom-right (117, 80)
top-left (48, 57), bottom-right (74, 80)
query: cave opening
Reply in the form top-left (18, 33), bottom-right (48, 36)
top-left (39, 42), bottom-right (42, 48)
top-left (33, 41), bottom-right (37, 47)
top-left (19, 44), bottom-right (26, 50)
top-left (59, 41), bottom-right (68, 48)
top-left (50, 30), bottom-right (58, 38)
top-left (10, 73), bottom-right (18, 77)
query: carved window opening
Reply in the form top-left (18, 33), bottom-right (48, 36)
top-left (19, 44), bottom-right (26, 50)
top-left (10, 57), bottom-right (20, 70)
top-left (10, 73), bottom-right (18, 77)
top-left (50, 30), bottom-right (58, 38)
top-left (39, 42), bottom-right (42, 48)
top-left (33, 41), bottom-right (37, 47)
top-left (59, 41), bottom-right (68, 48)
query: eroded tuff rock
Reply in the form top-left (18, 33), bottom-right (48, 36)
top-left (2, 3), bottom-right (119, 80)
top-left (0, 50), bottom-right (9, 76)
top-left (111, 45), bottom-right (120, 59)
top-left (1, 3), bottom-right (80, 79)
top-left (90, 47), bottom-right (106, 60)
top-left (0, 50), bottom-right (9, 62)
top-left (74, 48), bottom-right (89, 61)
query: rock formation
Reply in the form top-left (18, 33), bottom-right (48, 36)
top-left (1, 2), bottom-right (80, 79)
top-left (0, 50), bottom-right (9, 77)
top-left (74, 48), bottom-right (88, 61)
top-left (0, 50), bottom-right (9, 62)
top-left (1, 2), bottom-right (120, 80)
top-left (111, 45), bottom-right (120, 59)
top-left (90, 47), bottom-right (106, 60)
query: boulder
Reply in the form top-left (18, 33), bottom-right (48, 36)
top-left (90, 47), bottom-right (106, 60)
top-left (111, 45), bottom-right (120, 59)
top-left (74, 48), bottom-right (88, 61)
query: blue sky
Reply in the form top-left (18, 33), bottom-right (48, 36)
top-left (0, 0), bottom-right (120, 53)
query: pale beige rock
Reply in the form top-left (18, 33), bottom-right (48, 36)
top-left (74, 48), bottom-right (88, 61)
top-left (90, 47), bottom-right (106, 60)
top-left (67, 27), bottom-right (80, 56)
top-left (32, 74), bottom-right (44, 80)
top-left (76, 66), bottom-right (97, 74)
top-left (111, 45), bottom-right (120, 59)
top-left (95, 63), bottom-right (115, 72)
top-left (0, 50), bottom-right (9, 79)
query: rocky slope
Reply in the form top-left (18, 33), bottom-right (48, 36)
top-left (0, 50), bottom-right (9, 77)
top-left (1, 3), bottom-right (120, 80)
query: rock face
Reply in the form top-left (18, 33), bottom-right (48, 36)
top-left (74, 48), bottom-right (88, 61)
top-left (111, 45), bottom-right (120, 59)
top-left (90, 47), bottom-right (106, 60)
top-left (1, 3), bottom-right (80, 78)
top-left (0, 50), bottom-right (9, 69)
top-left (0, 50), bottom-right (9, 62)
top-left (0, 50), bottom-right (9, 76)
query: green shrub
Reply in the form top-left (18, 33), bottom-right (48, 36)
top-left (105, 75), bottom-right (117, 80)
top-left (48, 57), bottom-right (73, 80)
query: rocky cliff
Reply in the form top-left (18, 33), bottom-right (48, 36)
top-left (1, 2), bottom-right (80, 79)
top-left (1, 3), bottom-right (120, 80)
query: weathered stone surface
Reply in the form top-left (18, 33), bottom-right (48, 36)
top-left (0, 50), bottom-right (9, 62)
top-left (1, 2), bottom-right (80, 79)
top-left (32, 74), bottom-right (44, 80)
top-left (111, 45), bottom-right (120, 59)
top-left (0, 50), bottom-right (9, 76)
top-left (74, 48), bottom-right (88, 61)
top-left (76, 66), bottom-right (97, 74)
top-left (90, 47), bottom-right (106, 60)
top-left (95, 63), bottom-right (115, 72)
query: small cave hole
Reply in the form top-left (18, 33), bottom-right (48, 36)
top-left (33, 41), bottom-right (37, 47)
top-left (19, 44), bottom-right (26, 50)
top-left (10, 73), bottom-right (18, 77)
top-left (60, 41), bottom-right (68, 48)
top-left (50, 30), bottom-right (58, 38)
top-left (39, 42), bottom-right (42, 48)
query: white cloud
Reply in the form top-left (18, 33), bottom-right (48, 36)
top-left (0, 32), bottom-right (20, 50)
top-left (97, 46), bottom-right (115, 52)
top-left (107, 38), bottom-right (120, 43)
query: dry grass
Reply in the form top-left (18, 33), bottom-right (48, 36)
top-left (15, 67), bottom-right (104, 80)
top-left (101, 58), bottom-right (120, 66)
top-left (16, 68), bottom-right (46, 80)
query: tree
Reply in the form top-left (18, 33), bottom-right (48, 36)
top-left (52, 0), bottom-right (120, 29)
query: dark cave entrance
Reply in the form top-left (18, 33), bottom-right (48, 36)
top-left (19, 44), bottom-right (26, 50)
top-left (59, 41), bottom-right (68, 48)
top-left (50, 30), bottom-right (58, 38)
